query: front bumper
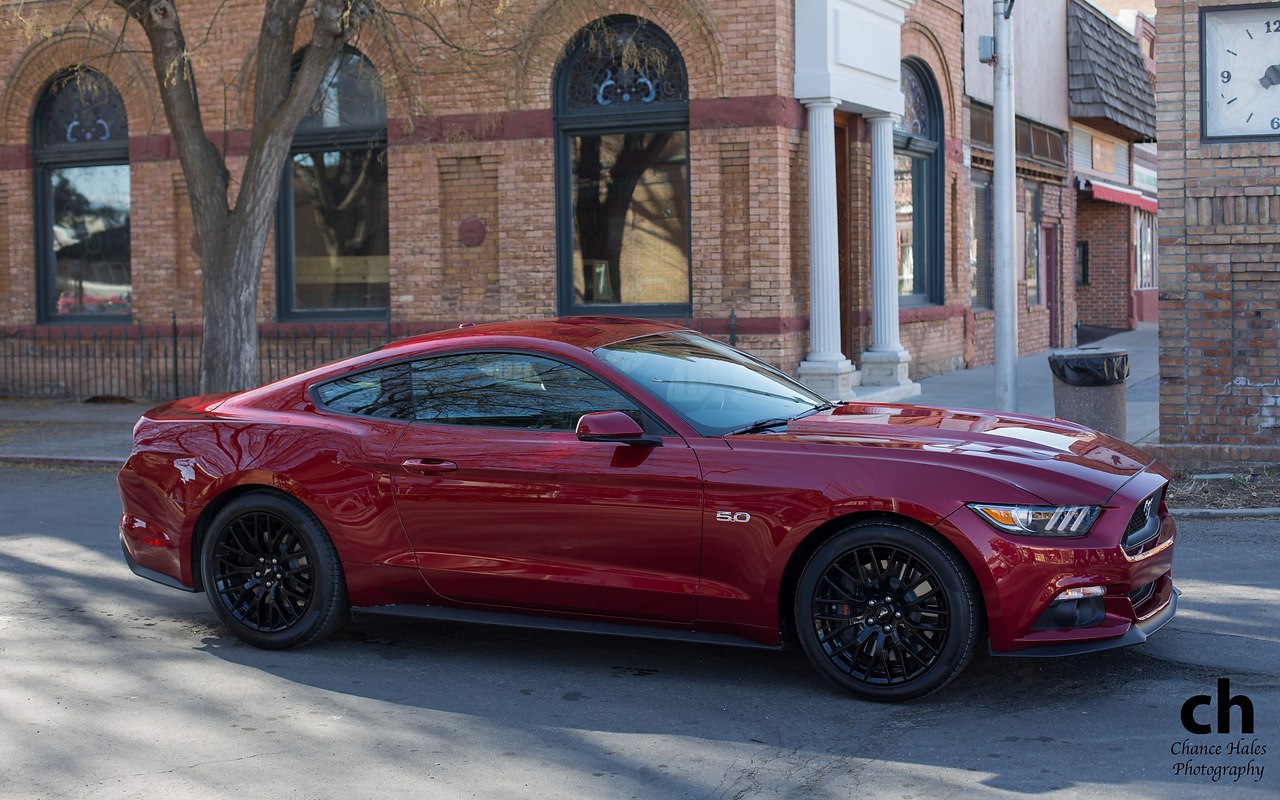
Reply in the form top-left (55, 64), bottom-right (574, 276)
top-left (989, 585), bottom-right (1178, 657)
top-left (942, 474), bottom-right (1178, 655)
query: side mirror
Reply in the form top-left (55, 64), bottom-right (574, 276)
top-left (575, 411), bottom-right (662, 447)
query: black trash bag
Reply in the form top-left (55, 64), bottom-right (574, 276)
top-left (1047, 348), bottom-right (1129, 387)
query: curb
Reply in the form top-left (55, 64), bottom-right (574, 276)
top-left (0, 454), bottom-right (122, 469)
top-left (1172, 507), bottom-right (1280, 519)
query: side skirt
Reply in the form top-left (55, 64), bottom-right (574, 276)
top-left (353, 603), bottom-right (781, 651)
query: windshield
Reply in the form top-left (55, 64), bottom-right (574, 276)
top-left (594, 332), bottom-right (829, 436)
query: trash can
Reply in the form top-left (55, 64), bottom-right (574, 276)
top-left (1047, 348), bottom-right (1129, 439)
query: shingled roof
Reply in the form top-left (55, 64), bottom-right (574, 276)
top-left (1067, 0), bottom-right (1156, 142)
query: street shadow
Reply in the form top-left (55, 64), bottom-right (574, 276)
top-left (195, 606), bottom-right (1232, 797)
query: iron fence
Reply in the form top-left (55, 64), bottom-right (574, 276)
top-left (1, 311), bottom-right (741, 402)
top-left (0, 316), bottom-right (394, 401)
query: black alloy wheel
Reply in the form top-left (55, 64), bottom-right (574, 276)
top-left (201, 491), bottom-right (348, 649)
top-left (795, 521), bottom-right (979, 702)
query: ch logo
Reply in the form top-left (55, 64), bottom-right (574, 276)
top-left (1181, 677), bottom-right (1255, 735)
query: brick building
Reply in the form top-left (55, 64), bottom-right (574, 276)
top-left (1156, 0), bottom-right (1280, 462)
top-left (0, 0), bottom-right (1082, 402)
top-left (1068, 0), bottom-right (1159, 334)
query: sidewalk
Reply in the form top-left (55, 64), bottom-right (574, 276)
top-left (912, 322), bottom-right (1159, 445)
top-left (0, 324), bottom-right (1160, 466)
top-left (0, 398), bottom-right (144, 466)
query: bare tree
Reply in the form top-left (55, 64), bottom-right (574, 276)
top-left (117, 0), bottom-right (405, 392)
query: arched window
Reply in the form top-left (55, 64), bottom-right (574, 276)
top-left (894, 60), bottom-right (944, 306)
top-left (277, 47), bottom-right (389, 319)
top-left (34, 69), bottom-right (131, 321)
top-left (554, 16), bottom-right (691, 316)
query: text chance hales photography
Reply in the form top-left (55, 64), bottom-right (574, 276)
top-left (1172, 678), bottom-right (1270, 785)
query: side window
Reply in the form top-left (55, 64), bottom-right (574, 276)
top-left (411, 352), bottom-right (642, 430)
top-left (315, 363), bottom-right (411, 419)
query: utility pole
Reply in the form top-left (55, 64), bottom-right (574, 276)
top-left (992, 0), bottom-right (1018, 411)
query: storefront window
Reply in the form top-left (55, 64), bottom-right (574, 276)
top-left (555, 16), bottom-right (690, 316)
top-left (1025, 183), bottom-right (1042, 306)
top-left (894, 61), bottom-right (943, 305)
top-left (1136, 211), bottom-right (1156, 289)
top-left (970, 171), bottom-right (993, 309)
top-left (34, 70), bottom-right (131, 321)
top-left (277, 48), bottom-right (389, 319)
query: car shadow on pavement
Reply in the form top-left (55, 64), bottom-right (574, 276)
top-left (193, 610), bottom-right (1237, 797)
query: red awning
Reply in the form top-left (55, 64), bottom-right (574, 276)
top-left (1082, 179), bottom-right (1157, 214)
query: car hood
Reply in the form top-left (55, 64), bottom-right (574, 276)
top-left (776, 402), bottom-right (1156, 504)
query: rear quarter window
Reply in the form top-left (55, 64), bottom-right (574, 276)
top-left (315, 363), bottom-right (411, 419)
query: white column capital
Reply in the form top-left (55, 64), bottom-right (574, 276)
top-left (799, 97), bottom-right (841, 110)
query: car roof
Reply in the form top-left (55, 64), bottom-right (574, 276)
top-left (219, 317), bottom-right (694, 412)
top-left (382, 316), bottom-right (689, 353)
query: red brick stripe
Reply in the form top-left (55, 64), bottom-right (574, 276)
top-left (0, 95), bottom-right (807, 170)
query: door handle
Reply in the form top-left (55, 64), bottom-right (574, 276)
top-left (401, 458), bottom-right (458, 474)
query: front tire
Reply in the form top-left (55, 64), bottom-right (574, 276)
top-left (794, 521), bottom-right (979, 701)
top-left (201, 491), bottom-right (348, 649)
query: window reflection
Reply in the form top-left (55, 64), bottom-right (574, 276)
top-left (1025, 183), bottom-right (1041, 305)
top-left (298, 52), bottom-right (386, 132)
top-left (571, 131), bottom-right (689, 306)
top-left (290, 148), bottom-right (389, 311)
top-left (35, 68), bottom-right (131, 321)
top-left (971, 171), bottom-right (993, 309)
top-left (281, 47), bottom-right (388, 318)
top-left (412, 353), bottom-right (642, 430)
top-left (895, 153), bottom-right (919, 298)
top-left (51, 164), bottom-right (131, 316)
top-left (893, 60), bottom-right (942, 306)
top-left (317, 364), bottom-right (410, 419)
top-left (595, 332), bottom-right (826, 436)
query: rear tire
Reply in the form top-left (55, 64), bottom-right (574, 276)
top-left (794, 521), bottom-right (979, 701)
top-left (200, 491), bottom-right (348, 649)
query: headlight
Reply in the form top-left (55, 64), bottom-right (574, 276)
top-left (967, 503), bottom-right (1101, 537)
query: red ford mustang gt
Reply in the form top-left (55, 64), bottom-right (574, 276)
top-left (118, 317), bottom-right (1176, 701)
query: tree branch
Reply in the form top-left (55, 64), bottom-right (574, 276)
top-left (113, 0), bottom-right (229, 229)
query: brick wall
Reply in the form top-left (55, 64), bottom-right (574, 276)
top-left (1156, 0), bottom-right (1280, 456)
top-left (0, 0), bottom-right (1047, 399)
top-left (0, 1), bottom-right (823, 374)
top-left (1076, 196), bottom-right (1134, 330)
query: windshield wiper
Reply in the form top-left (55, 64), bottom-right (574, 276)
top-left (726, 417), bottom-right (796, 436)
top-left (725, 403), bottom-right (841, 437)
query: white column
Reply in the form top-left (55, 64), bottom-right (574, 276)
top-left (797, 98), bottom-right (858, 400)
top-left (860, 112), bottom-right (917, 393)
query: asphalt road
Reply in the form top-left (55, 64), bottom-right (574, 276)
top-left (0, 465), bottom-right (1276, 799)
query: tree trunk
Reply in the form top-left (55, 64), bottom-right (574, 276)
top-left (196, 212), bottom-right (273, 393)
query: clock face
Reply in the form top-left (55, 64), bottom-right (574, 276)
top-left (1202, 5), bottom-right (1280, 139)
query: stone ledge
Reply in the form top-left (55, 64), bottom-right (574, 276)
top-left (852, 382), bottom-right (921, 404)
top-left (1147, 443), bottom-right (1280, 471)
